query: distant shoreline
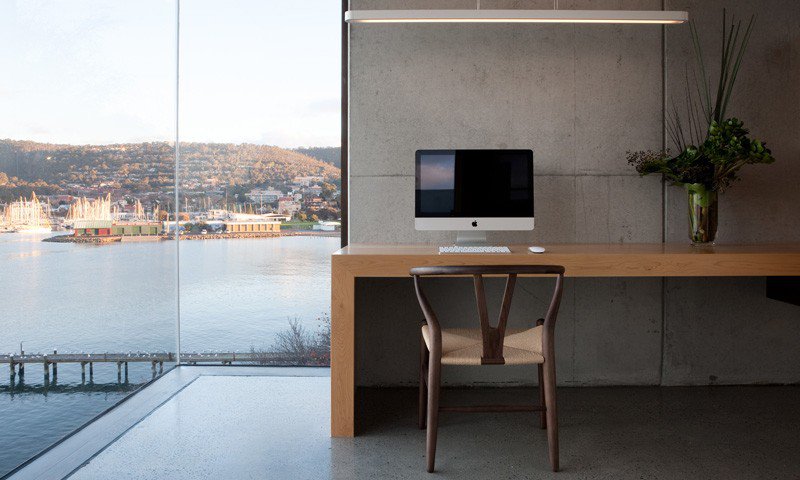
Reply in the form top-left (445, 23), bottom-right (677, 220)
top-left (42, 231), bottom-right (339, 243)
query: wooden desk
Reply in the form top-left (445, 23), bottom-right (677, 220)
top-left (330, 243), bottom-right (800, 436)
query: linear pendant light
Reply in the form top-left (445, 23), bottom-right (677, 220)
top-left (344, 9), bottom-right (688, 25)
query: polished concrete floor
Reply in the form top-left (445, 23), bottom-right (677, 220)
top-left (58, 371), bottom-right (800, 480)
top-left (70, 375), bottom-right (331, 480)
top-left (347, 386), bottom-right (800, 479)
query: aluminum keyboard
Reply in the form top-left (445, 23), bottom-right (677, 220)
top-left (438, 246), bottom-right (511, 254)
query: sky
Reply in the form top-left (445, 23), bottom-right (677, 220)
top-left (0, 0), bottom-right (341, 148)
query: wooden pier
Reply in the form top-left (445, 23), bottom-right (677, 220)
top-left (1, 351), bottom-right (310, 384)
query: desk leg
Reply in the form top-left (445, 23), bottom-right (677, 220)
top-left (331, 264), bottom-right (355, 437)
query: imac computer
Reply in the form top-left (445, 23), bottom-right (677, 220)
top-left (415, 149), bottom-right (534, 250)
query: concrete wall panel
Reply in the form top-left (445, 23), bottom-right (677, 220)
top-left (572, 278), bottom-right (663, 385)
top-left (348, 0), bottom-right (800, 386)
top-left (663, 278), bottom-right (800, 385)
top-left (574, 175), bottom-right (662, 244)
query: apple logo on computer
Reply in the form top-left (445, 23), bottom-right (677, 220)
top-left (471, 220), bottom-right (478, 228)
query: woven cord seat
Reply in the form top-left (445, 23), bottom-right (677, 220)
top-left (421, 326), bottom-right (544, 365)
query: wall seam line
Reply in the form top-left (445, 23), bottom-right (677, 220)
top-left (659, 0), bottom-right (669, 387)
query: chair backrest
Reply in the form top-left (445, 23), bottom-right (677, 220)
top-left (410, 265), bottom-right (565, 365)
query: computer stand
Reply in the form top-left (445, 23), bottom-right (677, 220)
top-left (455, 231), bottom-right (489, 246)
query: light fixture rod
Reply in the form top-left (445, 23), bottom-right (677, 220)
top-left (345, 9), bottom-right (688, 24)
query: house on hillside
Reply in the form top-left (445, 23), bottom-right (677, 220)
top-left (293, 175), bottom-right (324, 186)
top-left (278, 197), bottom-right (301, 217)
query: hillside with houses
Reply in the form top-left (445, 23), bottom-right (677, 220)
top-left (0, 140), bottom-right (341, 226)
top-left (0, 140), bottom-right (340, 203)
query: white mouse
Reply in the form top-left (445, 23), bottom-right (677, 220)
top-left (528, 246), bottom-right (546, 254)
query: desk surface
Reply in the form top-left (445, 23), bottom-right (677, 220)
top-left (333, 243), bottom-right (800, 277)
top-left (330, 243), bottom-right (800, 437)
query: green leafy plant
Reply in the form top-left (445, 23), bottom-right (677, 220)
top-left (627, 9), bottom-right (775, 192)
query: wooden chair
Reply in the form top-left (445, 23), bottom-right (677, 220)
top-left (410, 265), bottom-right (566, 473)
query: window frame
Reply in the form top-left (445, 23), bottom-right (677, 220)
top-left (340, 0), bottom-right (349, 248)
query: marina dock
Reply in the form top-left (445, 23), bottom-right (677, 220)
top-left (1, 351), bottom-right (312, 384)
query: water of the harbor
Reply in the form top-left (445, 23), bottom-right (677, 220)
top-left (0, 232), bottom-right (339, 476)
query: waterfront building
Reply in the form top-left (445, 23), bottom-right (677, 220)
top-left (312, 220), bottom-right (340, 232)
top-left (72, 220), bottom-right (112, 236)
top-left (112, 222), bottom-right (163, 236)
top-left (73, 220), bottom-right (163, 236)
top-left (224, 220), bottom-right (280, 233)
top-left (227, 212), bottom-right (287, 222)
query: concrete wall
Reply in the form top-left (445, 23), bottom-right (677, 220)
top-left (660, 0), bottom-right (800, 385)
top-left (348, 0), bottom-right (800, 386)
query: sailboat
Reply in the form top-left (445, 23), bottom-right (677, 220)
top-left (4, 192), bottom-right (53, 233)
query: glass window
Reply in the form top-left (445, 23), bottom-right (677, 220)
top-left (0, 1), bottom-right (341, 475)
top-left (0, 1), bottom-right (177, 475)
top-left (0, 0), bottom-right (341, 476)
top-left (177, 0), bottom-right (341, 364)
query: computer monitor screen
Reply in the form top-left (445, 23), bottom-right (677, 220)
top-left (415, 150), bottom-right (534, 232)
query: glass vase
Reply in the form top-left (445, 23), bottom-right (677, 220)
top-left (686, 183), bottom-right (718, 245)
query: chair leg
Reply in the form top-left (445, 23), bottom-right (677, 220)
top-left (542, 359), bottom-right (559, 472)
top-left (537, 363), bottom-right (546, 430)
top-left (419, 335), bottom-right (428, 430)
top-left (426, 351), bottom-right (441, 473)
